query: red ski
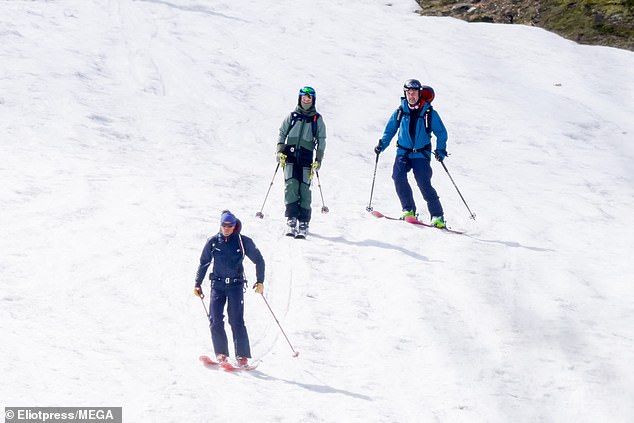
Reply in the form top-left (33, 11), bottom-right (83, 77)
top-left (199, 355), bottom-right (258, 371)
top-left (219, 361), bottom-right (259, 372)
top-left (199, 355), bottom-right (219, 366)
top-left (371, 210), bottom-right (464, 234)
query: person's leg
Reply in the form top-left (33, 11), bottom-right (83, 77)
top-left (210, 288), bottom-right (229, 356)
top-left (411, 158), bottom-right (443, 218)
top-left (392, 155), bottom-right (415, 213)
top-left (227, 287), bottom-right (251, 359)
top-left (283, 162), bottom-right (301, 220)
top-left (298, 165), bottom-right (313, 224)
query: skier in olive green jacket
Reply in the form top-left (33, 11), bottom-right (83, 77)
top-left (276, 86), bottom-right (327, 238)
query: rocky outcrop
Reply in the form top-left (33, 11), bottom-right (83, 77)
top-left (415, 0), bottom-right (634, 51)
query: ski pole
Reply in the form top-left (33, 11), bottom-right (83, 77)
top-left (314, 171), bottom-right (329, 214)
top-left (439, 160), bottom-right (476, 220)
top-left (366, 149), bottom-right (380, 212)
top-left (259, 293), bottom-right (299, 358)
top-left (255, 162), bottom-right (280, 219)
top-left (199, 295), bottom-right (209, 319)
top-left (197, 293), bottom-right (216, 353)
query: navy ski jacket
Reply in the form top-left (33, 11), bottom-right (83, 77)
top-left (195, 219), bottom-right (265, 288)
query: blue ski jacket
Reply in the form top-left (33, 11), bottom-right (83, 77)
top-left (195, 219), bottom-right (265, 288)
top-left (378, 98), bottom-right (448, 160)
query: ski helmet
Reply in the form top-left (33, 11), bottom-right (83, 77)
top-left (403, 79), bottom-right (422, 92)
top-left (298, 86), bottom-right (316, 105)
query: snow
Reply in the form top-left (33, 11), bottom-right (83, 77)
top-left (1, 0), bottom-right (633, 422)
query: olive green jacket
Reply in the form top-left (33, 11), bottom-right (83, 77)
top-left (277, 105), bottom-right (327, 163)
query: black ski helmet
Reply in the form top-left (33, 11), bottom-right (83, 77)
top-left (403, 79), bottom-right (422, 92)
top-left (298, 86), bottom-right (316, 105)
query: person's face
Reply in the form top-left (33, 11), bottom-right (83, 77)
top-left (300, 94), bottom-right (314, 106)
top-left (405, 88), bottom-right (420, 105)
top-left (221, 222), bottom-right (235, 236)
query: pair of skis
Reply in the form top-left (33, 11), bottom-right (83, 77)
top-left (199, 355), bottom-right (258, 372)
top-left (370, 210), bottom-right (464, 234)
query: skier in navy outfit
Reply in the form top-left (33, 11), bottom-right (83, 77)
top-left (375, 79), bottom-right (448, 228)
top-left (194, 210), bottom-right (265, 367)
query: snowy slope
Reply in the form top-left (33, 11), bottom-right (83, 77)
top-left (1, 0), bottom-right (633, 422)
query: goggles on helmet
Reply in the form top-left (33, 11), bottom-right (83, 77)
top-left (299, 86), bottom-right (316, 97)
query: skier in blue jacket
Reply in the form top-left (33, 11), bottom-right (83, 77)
top-left (194, 210), bottom-right (265, 367)
top-left (375, 79), bottom-right (448, 228)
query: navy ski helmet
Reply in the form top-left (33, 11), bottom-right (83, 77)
top-left (403, 79), bottom-right (422, 92)
top-left (298, 86), bottom-right (316, 105)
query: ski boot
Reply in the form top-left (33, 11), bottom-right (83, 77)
top-left (431, 216), bottom-right (446, 228)
top-left (296, 221), bottom-right (309, 239)
top-left (285, 217), bottom-right (297, 237)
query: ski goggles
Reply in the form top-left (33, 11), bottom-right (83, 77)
top-left (299, 86), bottom-right (316, 97)
top-left (221, 222), bottom-right (235, 228)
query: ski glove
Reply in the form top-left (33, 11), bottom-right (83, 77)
top-left (253, 282), bottom-right (264, 295)
top-left (194, 286), bottom-right (204, 299)
top-left (374, 139), bottom-right (383, 155)
top-left (434, 149), bottom-right (447, 162)
top-left (276, 152), bottom-right (287, 165)
top-left (312, 161), bottom-right (321, 172)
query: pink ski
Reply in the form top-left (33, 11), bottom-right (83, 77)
top-left (371, 210), bottom-right (464, 234)
top-left (199, 355), bottom-right (258, 371)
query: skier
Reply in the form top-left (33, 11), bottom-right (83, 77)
top-left (375, 79), bottom-right (448, 228)
top-left (276, 86), bottom-right (327, 237)
top-left (194, 210), bottom-right (265, 367)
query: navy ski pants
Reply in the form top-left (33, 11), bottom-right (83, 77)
top-left (392, 155), bottom-right (443, 218)
top-left (209, 285), bottom-right (251, 358)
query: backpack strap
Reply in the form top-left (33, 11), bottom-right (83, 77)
top-left (423, 106), bottom-right (433, 135)
top-left (285, 112), bottom-right (321, 148)
top-left (395, 142), bottom-right (432, 156)
top-left (395, 105), bottom-right (433, 157)
top-left (238, 234), bottom-right (245, 259)
top-left (396, 105), bottom-right (432, 134)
